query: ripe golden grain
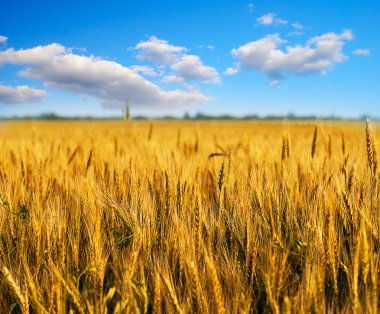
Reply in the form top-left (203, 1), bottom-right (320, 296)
top-left (0, 120), bottom-right (378, 313)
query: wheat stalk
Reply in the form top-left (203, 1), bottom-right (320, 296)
top-left (311, 126), bottom-right (318, 158)
top-left (366, 119), bottom-right (374, 170)
top-left (206, 256), bottom-right (226, 314)
top-left (0, 264), bottom-right (29, 313)
top-left (153, 273), bottom-right (162, 314)
top-left (163, 276), bottom-right (183, 314)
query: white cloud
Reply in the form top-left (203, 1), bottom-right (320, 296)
top-left (340, 29), bottom-right (354, 41)
top-left (257, 13), bottom-right (274, 25)
top-left (134, 36), bottom-right (187, 65)
top-left (269, 80), bottom-right (280, 88)
top-left (0, 35), bottom-right (8, 44)
top-left (227, 30), bottom-right (353, 83)
top-left (171, 55), bottom-right (220, 84)
top-left (162, 75), bottom-right (185, 84)
top-left (275, 18), bottom-right (288, 25)
top-left (184, 83), bottom-right (200, 93)
top-left (352, 48), bottom-right (371, 56)
top-left (130, 65), bottom-right (157, 76)
top-left (256, 13), bottom-right (288, 26)
top-left (0, 44), bottom-right (210, 108)
top-left (0, 85), bottom-right (46, 104)
top-left (197, 44), bottom-right (215, 50)
top-left (133, 36), bottom-right (220, 85)
top-left (288, 31), bottom-right (304, 36)
top-left (1, 44), bottom-right (66, 64)
top-left (292, 22), bottom-right (304, 30)
top-left (225, 66), bottom-right (240, 75)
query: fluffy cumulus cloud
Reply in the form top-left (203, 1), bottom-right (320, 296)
top-left (0, 85), bottom-right (46, 104)
top-left (224, 67), bottom-right (240, 76)
top-left (257, 13), bottom-right (288, 26)
top-left (0, 35), bottom-right (8, 44)
top-left (162, 75), bottom-right (185, 84)
top-left (226, 30), bottom-right (354, 83)
top-left (134, 36), bottom-right (187, 65)
top-left (352, 49), bottom-right (371, 56)
top-left (171, 55), bottom-right (220, 84)
top-left (0, 44), bottom-right (210, 108)
top-left (129, 65), bottom-right (157, 76)
top-left (134, 36), bottom-right (220, 85)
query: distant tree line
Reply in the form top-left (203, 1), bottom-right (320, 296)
top-left (0, 112), bottom-right (377, 121)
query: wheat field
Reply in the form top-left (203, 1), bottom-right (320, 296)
top-left (0, 120), bottom-right (379, 313)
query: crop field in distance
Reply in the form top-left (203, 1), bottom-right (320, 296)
top-left (0, 120), bottom-right (379, 313)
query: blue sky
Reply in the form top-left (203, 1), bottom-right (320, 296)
top-left (0, 0), bottom-right (379, 118)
